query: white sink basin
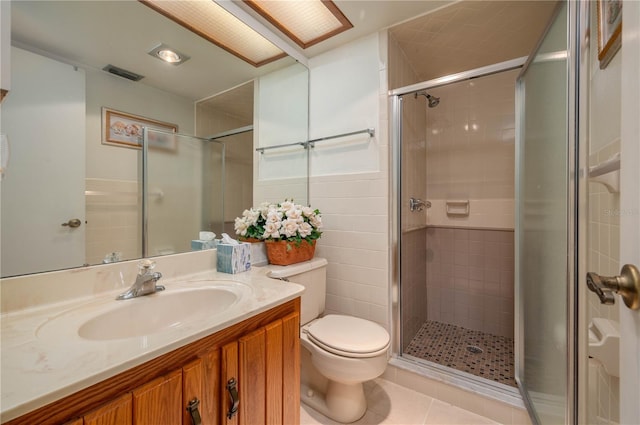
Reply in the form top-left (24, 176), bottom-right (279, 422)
top-left (36, 282), bottom-right (251, 342)
top-left (79, 287), bottom-right (239, 341)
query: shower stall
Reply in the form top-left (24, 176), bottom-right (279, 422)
top-left (391, 59), bottom-right (526, 393)
top-left (391, 2), bottom-right (582, 423)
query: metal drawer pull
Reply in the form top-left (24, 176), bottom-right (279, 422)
top-left (186, 398), bottom-right (202, 425)
top-left (226, 377), bottom-right (239, 419)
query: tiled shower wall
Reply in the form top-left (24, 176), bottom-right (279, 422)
top-left (401, 229), bottom-right (428, 351)
top-left (426, 227), bottom-right (514, 338)
top-left (422, 69), bottom-right (516, 339)
top-left (389, 32), bottom-right (516, 342)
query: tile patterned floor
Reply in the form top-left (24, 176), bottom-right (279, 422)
top-left (300, 378), bottom-right (501, 425)
top-left (404, 321), bottom-right (516, 387)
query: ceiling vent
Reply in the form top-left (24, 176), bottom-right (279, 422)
top-left (102, 64), bottom-right (144, 82)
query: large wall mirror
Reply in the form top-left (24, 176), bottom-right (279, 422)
top-left (1, 0), bottom-right (309, 278)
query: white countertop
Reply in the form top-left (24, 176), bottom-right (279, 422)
top-left (0, 265), bottom-right (304, 423)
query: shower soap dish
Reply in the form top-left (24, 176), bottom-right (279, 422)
top-left (446, 200), bottom-right (470, 216)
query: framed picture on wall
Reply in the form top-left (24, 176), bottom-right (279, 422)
top-left (597, 0), bottom-right (622, 69)
top-left (101, 107), bottom-right (178, 152)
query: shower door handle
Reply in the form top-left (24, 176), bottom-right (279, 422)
top-left (409, 198), bottom-right (430, 212)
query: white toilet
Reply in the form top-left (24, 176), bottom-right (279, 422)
top-left (268, 258), bottom-right (390, 423)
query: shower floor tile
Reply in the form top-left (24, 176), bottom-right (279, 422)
top-left (404, 321), bottom-right (516, 387)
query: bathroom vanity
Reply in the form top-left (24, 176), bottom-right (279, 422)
top-left (0, 254), bottom-right (304, 425)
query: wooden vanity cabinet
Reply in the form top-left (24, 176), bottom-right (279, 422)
top-left (132, 369), bottom-right (183, 425)
top-left (216, 311), bottom-right (300, 425)
top-left (15, 298), bottom-right (300, 425)
top-left (82, 394), bottom-right (132, 425)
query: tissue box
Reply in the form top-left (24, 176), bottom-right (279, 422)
top-left (191, 239), bottom-right (218, 251)
top-left (216, 242), bottom-right (251, 274)
top-left (250, 242), bottom-right (268, 267)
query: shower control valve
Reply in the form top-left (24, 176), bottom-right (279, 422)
top-left (409, 198), bottom-right (431, 212)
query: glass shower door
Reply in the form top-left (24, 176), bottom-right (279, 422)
top-left (397, 92), bottom-right (429, 353)
top-left (515, 2), bottom-right (577, 424)
top-left (143, 128), bottom-right (224, 257)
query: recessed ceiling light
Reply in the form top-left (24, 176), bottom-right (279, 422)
top-left (139, 0), bottom-right (286, 67)
top-left (148, 43), bottom-right (190, 65)
top-left (157, 49), bottom-right (180, 63)
top-left (243, 0), bottom-right (353, 49)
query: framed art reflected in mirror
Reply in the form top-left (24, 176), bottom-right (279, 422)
top-left (597, 0), bottom-right (622, 69)
top-left (102, 108), bottom-right (178, 152)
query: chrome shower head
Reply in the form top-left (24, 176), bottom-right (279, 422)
top-left (426, 94), bottom-right (440, 108)
top-left (414, 90), bottom-right (440, 108)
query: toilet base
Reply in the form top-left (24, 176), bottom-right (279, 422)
top-left (301, 381), bottom-right (367, 424)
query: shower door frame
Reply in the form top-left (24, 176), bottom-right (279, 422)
top-left (389, 56), bottom-right (527, 398)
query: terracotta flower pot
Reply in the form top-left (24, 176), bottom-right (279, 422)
top-left (265, 240), bottom-right (316, 266)
top-left (238, 237), bottom-right (262, 243)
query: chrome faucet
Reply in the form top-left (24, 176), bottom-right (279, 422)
top-left (116, 260), bottom-right (165, 300)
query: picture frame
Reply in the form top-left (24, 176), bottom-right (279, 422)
top-left (597, 0), bottom-right (622, 69)
top-left (101, 107), bottom-right (178, 152)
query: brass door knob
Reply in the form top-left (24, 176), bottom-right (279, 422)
top-left (61, 218), bottom-right (82, 228)
top-left (587, 264), bottom-right (640, 310)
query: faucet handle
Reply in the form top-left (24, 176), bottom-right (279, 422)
top-left (138, 259), bottom-right (156, 273)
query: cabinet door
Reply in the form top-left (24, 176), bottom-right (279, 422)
top-left (221, 342), bottom-right (239, 425)
top-left (221, 313), bottom-right (300, 425)
top-left (83, 393), bottom-right (132, 425)
top-left (183, 359), bottom-right (203, 425)
top-left (239, 328), bottom-right (266, 425)
top-left (200, 349), bottom-right (221, 425)
top-left (132, 369), bottom-right (182, 425)
top-left (265, 321), bottom-right (283, 425)
top-left (281, 312), bottom-right (300, 425)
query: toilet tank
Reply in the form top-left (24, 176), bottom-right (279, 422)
top-left (267, 257), bottom-right (327, 325)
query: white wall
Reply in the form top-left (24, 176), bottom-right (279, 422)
top-left (618, 3), bottom-right (640, 423)
top-left (308, 33), bottom-right (390, 329)
top-left (85, 68), bottom-right (194, 181)
top-left (254, 64), bottom-right (308, 206)
top-left (309, 35), bottom-right (381, 177)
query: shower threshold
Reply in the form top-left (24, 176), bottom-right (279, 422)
top-left (404, 320), bottom-right (516, 387)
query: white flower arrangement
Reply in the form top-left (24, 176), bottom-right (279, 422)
top-left (234, 201), bottom-right (322, 245)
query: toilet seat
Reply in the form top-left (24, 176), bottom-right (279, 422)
top-left (305, 315), bottom-right (390, 358)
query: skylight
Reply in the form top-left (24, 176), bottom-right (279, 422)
top-left (243, 0), bottom-right (353, 49)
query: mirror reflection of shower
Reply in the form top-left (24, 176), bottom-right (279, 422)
top-left (414, 90), bottom-right (440, 108)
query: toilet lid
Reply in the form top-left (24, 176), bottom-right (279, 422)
top-left (307, 315), bottom-right (390, 356)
